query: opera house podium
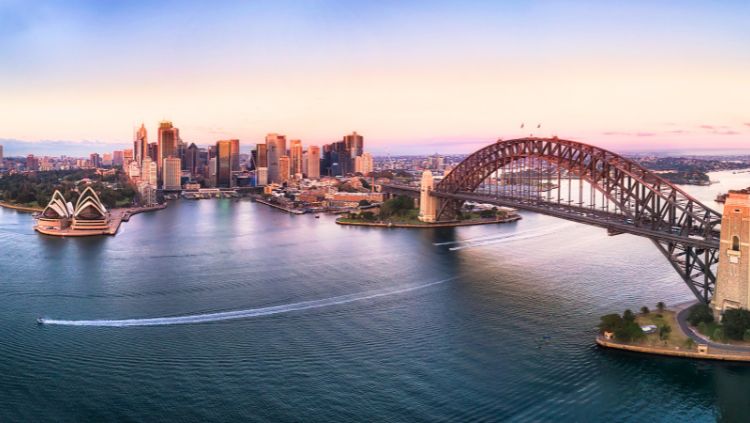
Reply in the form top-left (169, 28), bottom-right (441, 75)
top-left (35, 187), bottom-right (112, 236)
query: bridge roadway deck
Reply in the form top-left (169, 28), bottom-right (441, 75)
top-left (380, 184), bottom-right (719, 249)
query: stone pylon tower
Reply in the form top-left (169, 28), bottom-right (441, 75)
top-left (712, 191), bottom-right (750, 317)
top-left (418, 170), bottom-right (438, 222)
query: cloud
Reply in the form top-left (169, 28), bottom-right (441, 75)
top-left (744, 123), bottom-right (750, 128)
top-left (602, 131), bottom-right (656, 137)
top-left (697, 125), bottom-right (741, 135)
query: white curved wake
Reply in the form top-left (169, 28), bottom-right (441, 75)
top-left (38, 277), bottom-right (455, 327)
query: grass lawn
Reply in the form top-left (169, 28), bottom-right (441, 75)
top-left (635, 311), bottom-right (692, 349)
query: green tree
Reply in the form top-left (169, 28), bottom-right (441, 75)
top-left (687, 304), bottom-right (714, 326)
top-left (656, 302), bottom-right (666, 313)
top-left (598, 314), bottom-right (624, 333)
top-left (743, 329), bottom-right (750, 342)
top-left (711, 327), bottom-right (726, 343)
top-left (640, 306), bottom-right (650, 315)
top-left (358, 199), bottom-right (371, 207)
top-left (623, 309), bottom-right (636, 323)
top-left (721, 308), bottom-right (750, 340)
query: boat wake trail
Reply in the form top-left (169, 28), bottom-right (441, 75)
top-left (38, 277), bottom-right (456, 328)
top-left (446, 224), bottom-right (573, 251)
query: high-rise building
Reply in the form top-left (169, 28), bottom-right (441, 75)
top-left (158, 120), bottom-right (179, 177)
top-left (142, 157), bottom-right (157, 186)
top-left (26, 154), bottom-right (39, 171)
top-left (278, 155), bottom-right (291, 184)
top-left (355, 152), bottom-right (373, 175)
top-left (208, 157), bottom-right (218, 187)
top-left (134, 123), bottom-right (148, 166)
top-left (256, 167), bottom-right (268, 186)
top-left (345, 131), bottom-right (363, 160)
top-left (290, 140), bottom-right (303, 176)
top-left (113, 150), bottom-right (124, 167)
top-left (230, 139), bottom-right (240, 173)
top-left (0, 144), bottom-right (4, 168)
top-left (162, 157), bottom-right (181, 190)
top-left (256, 143), bottom-right (268, 168)
top-left (215, 140), bottom-right (233, 187)
top-left (185, 143), bottom-right (199, 177)
top-left (266, 134), bottom-right (286, 183)
top-left (123, 149), bottom-right (134, 165)
top-left (90, 153), bottom-right (102, 168)
top-left (102, 153), bottom-right (113, 167)
top-left (307, 145), bottom-right (321, 179)
top-left (147, 142), bottom-right (158, 163)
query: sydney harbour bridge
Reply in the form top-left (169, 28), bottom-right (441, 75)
top-left (383, 137), bottom-right (722, 303)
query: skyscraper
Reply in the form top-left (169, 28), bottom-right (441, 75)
top-left (344, 131), bottom-right (364, 159)
top-left (134, 123), bottom-right (148, 166)
top-left (290, 140), bottom-right (303, 176)
top-left (142, 157), bottom-right (157, 186)
top-left (147, 143), bottom-right (158, 163)
top-left (278, 155), bottom-right (291, 184)
top-left (230, 139), bottom-right (240, 173)
top-left (266, 133), bottom-right (286, 183)
top-left (158, 120), bottom-right (179, 178)
top-left (307, 145), bottom-right (321, 179)
top-left (163, 157), bottom-right (181, 190)
top-left (256, 143), bottom-right (268, 168)
top-left (215, 140), bottom-right (233, 187)
top-left (185, 143), bottom-right (199, 177)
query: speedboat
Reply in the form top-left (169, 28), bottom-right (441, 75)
top-left (36, 318), bottom-right (44, 325)
top-left (315, 214), bottom-right (320, 218)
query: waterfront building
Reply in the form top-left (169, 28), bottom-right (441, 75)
top-left (290, 140), bottom-right (303, 176)
top-left (355, 152), bottom-right (373, 175)
top-left (712, 191), bottom-right (750, 317)
top-left (158, 120), bottom-right (179, 177)
top-left (90, 153), bottom-right (102, 168)
top-left (266, 134), bottom-right (286, 183)
top-left (163, 157), bottom-right (182, 191)
top-left (134, 123), bottom-right (148, 166)
top-left (70, 186), bottom-right (109, 231)
top-left (38, 190), bottom-right (74, 229)
top-left (143, 157), bottom-right (157, 186)
top-left (278, 155), bottom-right (291, 184)
top-left (256, 167), bottom-right (268, 186)
top-left (256, 143), bottom-right (268, 168)
top-left (307, 145), bottom-right (321, 179)
top-left (137, 182), bottom-right (157, 206)
top-left (418, 170), bottom-right (438, 223)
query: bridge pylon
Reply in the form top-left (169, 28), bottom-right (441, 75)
top-left (712, 191), bottom-right (750, 318)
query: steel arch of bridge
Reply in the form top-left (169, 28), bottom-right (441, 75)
top-left (433, 137), bottom-right (722, 302)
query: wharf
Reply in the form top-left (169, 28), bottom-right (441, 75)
top-left (34, 204), bottom-right (166, 237)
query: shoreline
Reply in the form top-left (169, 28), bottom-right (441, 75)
top-left (0, 201), bottom-right (43, 213)
top-left (336, 215), bottom-right (522, 228)
top-left (596, 336), bottom-right (750, 362)
top-left (254, 198), bottom-right (305, 215)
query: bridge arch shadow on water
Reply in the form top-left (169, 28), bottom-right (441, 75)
top-left (384, 137), bottom-right (722, 303)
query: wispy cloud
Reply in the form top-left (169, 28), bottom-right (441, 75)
top-left (602, 131), bottom-right (657, 137)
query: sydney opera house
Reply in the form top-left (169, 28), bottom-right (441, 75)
top-left (35, 187), bottom-right (112, 235)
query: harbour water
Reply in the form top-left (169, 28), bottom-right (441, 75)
top-left (1, 170), bottom-right (749, 421)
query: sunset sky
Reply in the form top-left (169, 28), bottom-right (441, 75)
top-left (1, 0), bottom-right (748, 155)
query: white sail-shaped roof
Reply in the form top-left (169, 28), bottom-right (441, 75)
top-left (73, 186), bottom-right (108, 219)
top-left (41, 190), bottom-right (73, 219)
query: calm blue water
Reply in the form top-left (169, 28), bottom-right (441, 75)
top-left (1, 171), bottom-right (749, 422)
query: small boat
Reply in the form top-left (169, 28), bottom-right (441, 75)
top-left (36, 318), bottom-right (44, 325)
top-left (315, 214), bottom-right (320, 219)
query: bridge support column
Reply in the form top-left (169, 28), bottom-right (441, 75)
top-left (712, 192), bottom-right (750, 318)
top-left (418, 170), bottom-right (439, 223)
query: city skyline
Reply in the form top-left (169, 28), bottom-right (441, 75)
top-left (1, 1), bottom-right (749, 156)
